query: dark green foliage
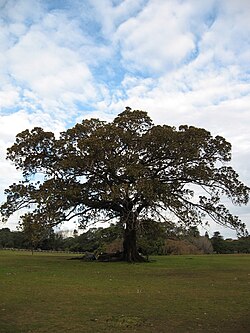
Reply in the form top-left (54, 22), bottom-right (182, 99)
top-left (186, 226), bottom-right (200, 238)
top-left (0, 228), bottom-right (15, 248)
top-left (211, 231), bottom-right (250, 254)
top-left (211, 231), bottom-right (225, 253)
top-left (137, 219), bottom-right (167, 255)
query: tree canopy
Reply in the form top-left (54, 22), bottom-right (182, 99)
top-left (1, 107), bottom-right (249, 261)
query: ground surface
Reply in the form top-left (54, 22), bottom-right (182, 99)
top-left (0, 250), bottom-right (249, 333)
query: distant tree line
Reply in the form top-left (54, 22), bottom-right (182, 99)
top-left (0, 224), bottom-right (249, 255)
top-left (210, 231), bottom-right (250, 254)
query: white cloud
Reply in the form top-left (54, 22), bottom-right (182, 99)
top-left (197, 1), bottom-right (250, 69)
top-left (90, 0), bottom-right (146, 37)
top-left (7, 28), bottom-right (97, 103)
top-left (111, 0), bottom-right (250, 76)
top-left (0, 86), bottom-right (20, 108)
top-left (115, 0), bottom-right (197, 73)
top-left (0, 1), bottom-right (109, 121)
top-left (0, 109), bottom-right (65, 145)
top-left (1, 0), bottom-right (44, 23)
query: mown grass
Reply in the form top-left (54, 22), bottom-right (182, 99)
top-left (0, 251), bottom-right (249, 333)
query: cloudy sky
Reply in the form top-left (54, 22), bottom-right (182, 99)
top-left (0, 0), bottom-right (249, 237)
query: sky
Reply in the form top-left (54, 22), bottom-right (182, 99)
top-left (0, 0), bottom-right (250, 238)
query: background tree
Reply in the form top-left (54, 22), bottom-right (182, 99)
top-left (211, 231), bottom-right (226, 254)
top-left (188, 236), bottom-right (213, 254)
top-left (0, 228), bottom-right (14, 248)
top-left (234, 236), bottom-right (250, 253)
top-left (186, 226), bottom-right (200, 238)
top-left (20, 214), bottom-right (52, 254)
top-left (137, 219), bottom-right (167, 257)
top-left (1, 108), bottom-right (249, 261)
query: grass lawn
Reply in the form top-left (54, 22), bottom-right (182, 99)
top-left (0, 250), bottom-right (249, 333)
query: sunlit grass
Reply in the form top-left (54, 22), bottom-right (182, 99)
top-left (0, 251), bottom-right (249, 332)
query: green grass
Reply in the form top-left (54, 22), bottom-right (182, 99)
top-left (0, 251), bottom-right (249, 333)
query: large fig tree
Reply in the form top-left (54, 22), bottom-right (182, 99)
top-left (1, 108), bottom-right (249, 261)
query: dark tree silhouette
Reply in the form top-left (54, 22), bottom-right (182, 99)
top-left (1, 108), bottom-right (249, 261)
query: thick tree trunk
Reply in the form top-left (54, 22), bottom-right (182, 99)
top-left (122, 214), bottom-right (147, 262)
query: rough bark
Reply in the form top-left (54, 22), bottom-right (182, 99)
top-left (122, 214), bottom-right (147, 262)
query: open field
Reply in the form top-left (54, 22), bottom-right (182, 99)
top-left (0, 251), bottom-right (249, 333)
